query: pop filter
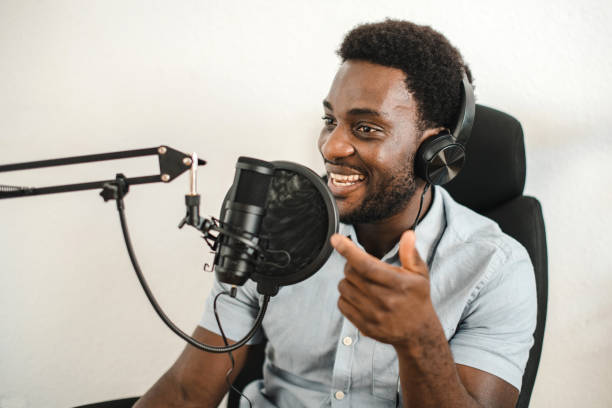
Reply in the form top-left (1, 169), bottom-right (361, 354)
top-left (218, 158), bottom-right (338, 296)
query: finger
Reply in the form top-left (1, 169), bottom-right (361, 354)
top-left (341, 271), bottom-right (402, 316)
top-left (331, 234), bottom-right (399, 285)
top-left (398, 230), bottom-right (429, 278)
top-left (343, 262), bottom-right (400, 296)
top-left (338, 276), bottom-right (375, 312)
top-left (331, 234), bottom-right (379, 271)
top-left (337, 295), bottom-right (375, 337)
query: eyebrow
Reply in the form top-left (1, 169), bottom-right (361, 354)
top-left (322, 100), bottom-right (385, 118)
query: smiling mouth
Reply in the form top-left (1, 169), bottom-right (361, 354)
top-left (329, 172), bottom-right (366, 187)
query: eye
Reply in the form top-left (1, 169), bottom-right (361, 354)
top-left (321, 115), bottom-right (336, 127)
top-left (355, 124), bottom-right (380, 136)
top-left (357, 125), bottom-right (375, 133)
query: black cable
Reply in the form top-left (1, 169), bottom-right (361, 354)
top-left (115, 195), bottom-right (270, 353)
top-left (399, 182), bottom-right (432, 408)
top-left (410, 182), bottom-right (431, 230)
top-left (214, 291), bottom-right (253, 408)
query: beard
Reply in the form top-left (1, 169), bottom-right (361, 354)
top-left (339, 158), bottom-right (417, 224)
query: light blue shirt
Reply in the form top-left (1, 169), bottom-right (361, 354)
top-left (201, 186), bottom-right (537, 407)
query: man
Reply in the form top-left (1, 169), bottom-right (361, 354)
top-left (136, 19), bottom-right (536, 408)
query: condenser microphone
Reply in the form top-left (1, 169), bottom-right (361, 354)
top-left (213, 157), bottom-right (275, 286)
top-left (211, 159), bottom-right (339, 296)
top-left (180, 156), bottom-right (339, 296)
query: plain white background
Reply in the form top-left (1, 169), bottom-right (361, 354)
top-left (1, 1), bottom-right (611, 407)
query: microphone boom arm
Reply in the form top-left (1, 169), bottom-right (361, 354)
top-left (0, 145), bottom-right (206, 199)
top-left (1, 145), bottom-right (269, 353)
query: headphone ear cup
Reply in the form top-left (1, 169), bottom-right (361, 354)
top-left (415, 131), bottom-right (466, 185)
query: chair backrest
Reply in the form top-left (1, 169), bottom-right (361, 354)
top-left (445, 104), bottom-right (548, 408)
top-left (228, 104), bottom-right (548, 408)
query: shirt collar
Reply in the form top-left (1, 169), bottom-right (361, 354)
top-left (338, 185), bottom-right (445, 265)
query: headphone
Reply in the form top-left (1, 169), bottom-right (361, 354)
top-left (414, 72), bottom-right (475, 185)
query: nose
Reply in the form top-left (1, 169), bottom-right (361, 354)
top-left (319, 125), bottom-right (355, 162)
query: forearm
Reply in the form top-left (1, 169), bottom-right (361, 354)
top-left (134, 371), bottom-right (179, 408)
top-left (135, 327), bottom-right (249, 408)
top-left (394, 320), bottom-right (482, 408)
top-left (134, 366), bottom-right (227, 408)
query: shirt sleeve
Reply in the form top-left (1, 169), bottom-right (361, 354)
top-left (199, 279), bottom-right (265, 345)
top-left (449, 246), bottom-right (537, 391)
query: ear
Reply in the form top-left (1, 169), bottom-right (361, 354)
top-left (417, 126), bottom-right (447, 146)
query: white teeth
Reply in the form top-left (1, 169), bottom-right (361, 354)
top-left (329, 172), bottom-right (365, 186)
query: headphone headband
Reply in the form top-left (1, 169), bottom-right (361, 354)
top-left (453, 72), bottom-right (475, 146)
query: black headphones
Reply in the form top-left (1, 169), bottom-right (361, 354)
top-left (414, 73), bottom-right (475, 185)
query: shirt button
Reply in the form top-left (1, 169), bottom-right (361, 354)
top-left (335, 390), bottom-right (345, 400)
top-left (342, 336), bottom-right (353, 346)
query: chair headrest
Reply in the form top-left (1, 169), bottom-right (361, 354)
top-left (444, 104), bottom-right (526, 213)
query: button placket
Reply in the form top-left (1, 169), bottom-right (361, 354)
top-left (331, 318), bottom-right (357, 406)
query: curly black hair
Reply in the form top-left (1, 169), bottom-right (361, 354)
top-left (338, 19), bottom-right (472, 131)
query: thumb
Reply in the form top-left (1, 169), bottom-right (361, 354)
top-left (399, 230), bottom-right (428, 277)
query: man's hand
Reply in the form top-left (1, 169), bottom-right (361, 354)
top-left (331, 231), bottom-right (520, 408)
top-left (330, 230), bottom-right (440, 347)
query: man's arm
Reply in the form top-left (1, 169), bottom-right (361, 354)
top-left (331, 231), bottom-right (520, 408)
top-left (134, 326), bottom-right (251, 408)
top-left (392, 321), bottom-right (518, 408)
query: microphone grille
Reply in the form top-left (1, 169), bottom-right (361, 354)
top-left (233, 157), bottom-right (275, 207)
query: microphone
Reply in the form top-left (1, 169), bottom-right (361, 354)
top-left (180, 156), bottom-right (338, 297)
top-left (213, 157), bottom-right (275, 286)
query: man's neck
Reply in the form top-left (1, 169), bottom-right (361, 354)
top-left (353, 183), bottom-right (433, 259)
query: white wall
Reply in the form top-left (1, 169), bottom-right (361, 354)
top-left (1, 1), bottom-right (610, 407)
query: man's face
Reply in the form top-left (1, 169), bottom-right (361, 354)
top-left (318, 60), bottom-right (423, 224)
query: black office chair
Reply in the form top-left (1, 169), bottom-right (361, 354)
top-left (226, 104), bottom-right (549, 408)
top-left (75, 105), bottom-right (547, 408)
top-left (445, 104), bottom-right (548, 408)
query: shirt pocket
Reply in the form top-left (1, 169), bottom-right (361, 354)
top-left (372, 341), bottom-right (400, 402)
